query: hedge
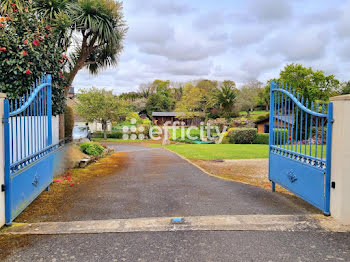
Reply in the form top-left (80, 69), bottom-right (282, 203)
top-left (92, 131), bottom-right (123, 139)
top-left (228, 128), bottom-right (257, 144)
top-left (253, 133), bottom-right (269, 144)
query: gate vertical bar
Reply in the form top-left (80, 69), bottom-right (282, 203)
top-left (3, 99), bottom-right (11, 225)
top-left (269, 81), bottom-right (275, 192)
top-left (47, 75), bottom-right (52, 146)
top-left (324, 102), bottom-right (333, 215)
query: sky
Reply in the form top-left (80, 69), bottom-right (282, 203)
top-left (73, 0), bottom-right (350, 94)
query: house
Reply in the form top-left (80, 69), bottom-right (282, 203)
top-left (255, 115), bottom-right (295, 133)
top-left (152, 112), bottom-right (204, 126)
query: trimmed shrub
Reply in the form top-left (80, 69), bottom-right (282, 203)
top-left (80, 142), bottom-right (104, 156)
top-left (108, 131), bottom-right (123, 139)
top-left (91, 131), bottom-right (123, 139)
top-left (92, 131), bottom-right (104, 138)
top-left (253, 133), bottom-right (269, 144)
top-left (228, 128), bottom-right (257, 144)
top-left (64, 106), bottom-right (74, 139)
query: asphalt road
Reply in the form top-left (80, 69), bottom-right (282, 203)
top-left (6, 231), bottom-right (350, 262)
top-left (3, 143), bottom-right (350, 261)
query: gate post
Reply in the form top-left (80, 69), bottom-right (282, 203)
top-left (0, 93), bottom-right (6, 228)
top-left (330, 94), bottom-right (350, 225)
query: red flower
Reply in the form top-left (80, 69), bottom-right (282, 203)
top-left (11, 4), bottom-right (18, 12)
top-left (289, 136), bottom-right (292, 141)
top-left (24, 39), bottom-right (28, 44)
top-left (32, 40), bottom-right (39, 46)
top-left (63, 86), bottom-right (68, 89)
top-left (28, 62), bottom-right (32, 65)
top-left (45, 26), bottom-right (51, 30)
top-left (25, 69), bottom-right (31, 75)
top-left (59, 74), bottom-right (64, 78)
top-left (58, 59), bottom-right (63, 63)
top-left (22, 50), bottom-right (27, 56)
top-left (5, 58), bottom-right (8, 61)
top-left (0, 47), bottom-right (6, 52)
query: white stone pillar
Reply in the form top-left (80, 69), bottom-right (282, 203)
top-left (330, 95), bottom-right (350, 225)
top-left (0, 93), bottom-right (6, 228)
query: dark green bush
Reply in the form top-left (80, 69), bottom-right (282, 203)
top-left (91, 131), bottom-right (123, 139)
top-left (228, 128), bottom-right (257, 144)
top-left (80, 142), bottom-right (104, 156)
top-left (92, 131), bottom-right (104, 138)
top-left (253, 133), bottom-right (269, 144)
top-left (108, 131), bottom-right (123, 139)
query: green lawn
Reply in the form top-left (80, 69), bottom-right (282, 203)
top-left (280, 144), bottom-right (327, 158)
top-left (166, 144), bottom-right (269, 160)
top-left (165, 143), bottom-right (326, 160)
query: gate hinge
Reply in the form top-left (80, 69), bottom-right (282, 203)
top-left (331, 181), bottom-right (336, 189)
top-left (1, 184), bottom-right (5, 192)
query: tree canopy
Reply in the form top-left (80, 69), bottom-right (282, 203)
top-left (76, 87), bottom-right (129, 138)
top-left (273, 64), bottom-right (340, 102)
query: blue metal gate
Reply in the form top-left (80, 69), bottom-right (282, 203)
top-left (269, 81), bottom-right (333, 215)
top-left (3, 75), bottom-right (59, 225)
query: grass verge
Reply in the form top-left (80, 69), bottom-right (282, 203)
top-left (166, 144), bottom-right (269, 160)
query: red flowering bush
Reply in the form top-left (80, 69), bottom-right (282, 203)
top-left (0, 6), bottom-right (67, 115)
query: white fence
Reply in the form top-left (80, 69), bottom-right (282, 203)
top-left (7, 116), bottom-right (60, 164)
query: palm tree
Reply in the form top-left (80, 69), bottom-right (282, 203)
top-left (26, 0), bottom-right (127, 90)
top-left (33, 0), bottom-right (73, 20)
top-left (217, 80), bottom-right (237, 114)
top-left (66, 0), bottom-right (127, 89)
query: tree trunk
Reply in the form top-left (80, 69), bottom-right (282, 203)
top-left (66, 34), bottom-right (98, 91)
top-left (66, 53), bottom-right (89, 91)
top-left (102, 120), bottom-right (107, 140)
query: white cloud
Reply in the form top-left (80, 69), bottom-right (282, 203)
top-left (249, 0), bottom-right (292, 22)
top-left (73, 0), bottom-right (349, 93)
top-left (262, 26), bottom-right (330, 61)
